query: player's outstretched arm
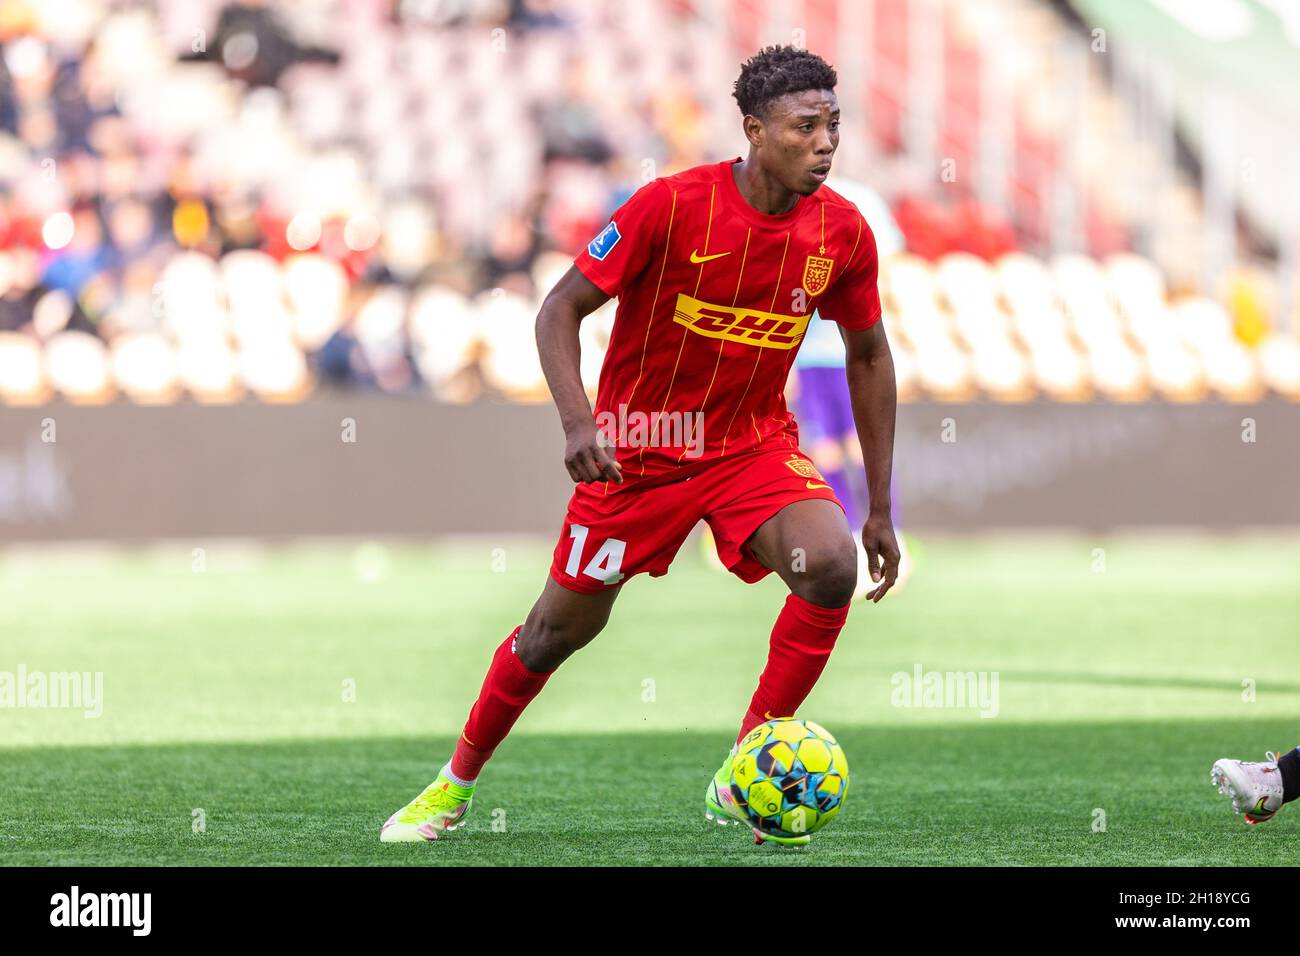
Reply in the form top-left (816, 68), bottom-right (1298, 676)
top-left (536, 266), bottom-right (624, 484)
top-left (843, 321), bottom-right (899, 602)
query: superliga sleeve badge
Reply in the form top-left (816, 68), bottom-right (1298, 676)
top-left (587, 221), bottom-right (622, 261)
top-left (801, 254), bottom-right (834, 296)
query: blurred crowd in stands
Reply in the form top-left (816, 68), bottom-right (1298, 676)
top-left (0, 0), bottom-right (1295, 405)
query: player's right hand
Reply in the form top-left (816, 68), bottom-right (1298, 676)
top-left (563, 425), bottom-right (624, 484)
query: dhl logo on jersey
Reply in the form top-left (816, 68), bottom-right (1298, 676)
top-left (671, 293), bottom-right (811, 350)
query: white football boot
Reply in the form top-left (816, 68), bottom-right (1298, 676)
top-left (1211, 751), bottom-right (1286, 825)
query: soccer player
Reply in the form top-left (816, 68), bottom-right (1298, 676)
top-left (1212, 746), bottom-right (1300, 825)
top-left (381, 45), bottom-right (900, 846)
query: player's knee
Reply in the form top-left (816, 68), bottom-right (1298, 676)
top-left (792, 547), bottom-right (857, 608)
top-left (516, 608), bottom-right (604, 671)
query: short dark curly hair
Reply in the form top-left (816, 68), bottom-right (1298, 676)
top-left (732, 45), bottom-right (838, 120)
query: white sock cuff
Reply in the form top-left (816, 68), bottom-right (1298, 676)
top-left (441, 761), bottom-right (476, 788)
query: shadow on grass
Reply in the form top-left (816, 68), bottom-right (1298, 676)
top-left (2, 717), bottom-right (1297, 866)
top-left (999, 671), bottom-right (1300, 695)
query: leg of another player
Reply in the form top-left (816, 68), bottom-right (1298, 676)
top-left (731, 498), bottom-right (857, 744)
top-left (1212, 743), bottom-right (1300, 825)
top-left (808, 439), bottom-right (857, 526)
top-left (840, 433), bottom-right (868, 531)
top-left (843, 435), bottom-right (911, 597)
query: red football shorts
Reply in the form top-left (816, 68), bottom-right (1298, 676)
top-left (548, 446), bottom-right (845, 594)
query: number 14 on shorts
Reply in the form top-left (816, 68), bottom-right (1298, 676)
top-left (565, 524), bottom-right (627, 585)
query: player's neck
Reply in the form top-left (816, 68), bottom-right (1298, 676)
top-left (731, 157), bottom-right (801, 217)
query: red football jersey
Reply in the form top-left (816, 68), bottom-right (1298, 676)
top-left (574, 157), bottom-right (881, 481)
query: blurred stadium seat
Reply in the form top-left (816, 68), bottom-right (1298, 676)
top-left (0, 330), bottom-right (49, 404)
top-left (0, 0), bottom-right (1295, 407)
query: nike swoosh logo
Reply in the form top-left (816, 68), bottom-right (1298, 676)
top-left (806, 481), bottom-right (832, 490)
top-left (764, 711), bottom-right (776, 720)
top-left (690, 249), bottom-right (731, 263)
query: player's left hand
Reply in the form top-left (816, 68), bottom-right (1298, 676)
top-left (860, 512), bottom-right (900, 603)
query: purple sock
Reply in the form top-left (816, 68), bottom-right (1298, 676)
top-left (823, 465), bottom-right (862, 531)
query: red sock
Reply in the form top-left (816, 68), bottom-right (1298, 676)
top-left (736, 593), bottom-right (849, 744)
top-left (449, 626), bottom-right (553, 782)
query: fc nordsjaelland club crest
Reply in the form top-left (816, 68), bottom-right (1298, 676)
top-left (801, 255), bottom-right (834, 296)
top-left (783, 455), bottom-right (821, 480)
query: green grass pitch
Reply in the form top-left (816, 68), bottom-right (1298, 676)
top-left (2, 533), bottom-right (1298, 866)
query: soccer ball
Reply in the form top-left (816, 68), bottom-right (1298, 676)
top-left (731, 717), bottom-right (848, 838)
